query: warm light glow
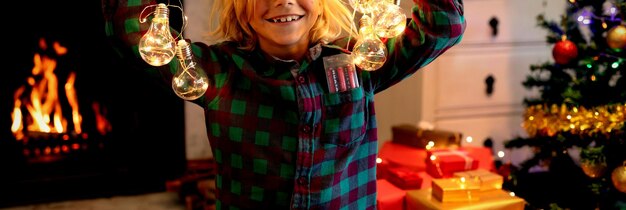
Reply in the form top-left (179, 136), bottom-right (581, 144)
top-left (430, 155), bottom-right (437, 161)
top-left (172, 40), bottom-right (209, 100)
top-left (373, 2), bottom-right (406, 38)
top-left (139, 3), bottom-right (176, 66)
top-left (497, 151), bottom-right (505, 158)
top-left (353, 15), bottom-right (387, 71)
top-left (376, 158), bottom-right (383, 164)
top-left (466, 136), bottom-right (473, 143)
top-left (425, 141), bottom-right (435, 150)
top-left (509, 192), bottom-right (516, 197)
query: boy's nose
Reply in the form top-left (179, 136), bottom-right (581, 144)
top-left (273, 0), bottom-right (295, 7)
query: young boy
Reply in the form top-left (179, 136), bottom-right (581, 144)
top-left (102, 0), bottom-right (465, 209)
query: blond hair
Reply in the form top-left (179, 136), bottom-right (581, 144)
top-left (207, 0), bottom-right (356, 50)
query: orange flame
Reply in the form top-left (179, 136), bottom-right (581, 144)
top-left (92, 102), bottom-right (112, 136)
top-left (11, 38), bottom-right (85, 140)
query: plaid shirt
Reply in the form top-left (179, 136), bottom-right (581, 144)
top-left (103, 0), bottom-right (465, 209)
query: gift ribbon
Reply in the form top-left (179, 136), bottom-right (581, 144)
top-left (431, 150), bottom-right (473, 169)
top-left (430, 150), bottom-right (474, 177)
top-left (456, 177), bottom-right (479, 201)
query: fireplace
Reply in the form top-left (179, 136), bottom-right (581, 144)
top-left (0, 1), bottom-right (186, 207)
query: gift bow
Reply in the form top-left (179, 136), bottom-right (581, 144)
top-left (430, 150), bottom-right (474, 170)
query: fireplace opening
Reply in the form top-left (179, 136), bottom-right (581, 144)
top-left (0, 1), bottom-right (186, 207)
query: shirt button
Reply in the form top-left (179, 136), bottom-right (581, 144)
top-left (297, 176), bottom-right (307, 185)
top-left (297, 76), bottom-right (306, 84)
top-left (302, 125), bottom-right (311, 133)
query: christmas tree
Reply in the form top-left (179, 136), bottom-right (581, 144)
top-left (503, 0), bottom-right (626, 209)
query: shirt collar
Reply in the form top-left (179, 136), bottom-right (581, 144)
top-left (256, 42), bottom-right (323, 65)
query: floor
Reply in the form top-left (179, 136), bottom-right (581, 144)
top-left (0, 192), bottom-right (185, 210)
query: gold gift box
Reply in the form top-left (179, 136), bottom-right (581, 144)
top-left (407, 188), bottom-right (525, 210)
top-left (453, 169), bottom-right (503, 191)
top-left (432, 178), bottom-right (481, 202)
top-left (391, 124), bottom-right (462, 149)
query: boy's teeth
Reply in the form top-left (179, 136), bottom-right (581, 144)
top-left (272, 16), bottom-right (300, 23)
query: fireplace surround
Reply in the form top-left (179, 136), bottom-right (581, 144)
top-left (0, 1), bottom-right (186, 207)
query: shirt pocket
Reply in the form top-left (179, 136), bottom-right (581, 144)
top-left (321, 87), bottom-right (367, 147)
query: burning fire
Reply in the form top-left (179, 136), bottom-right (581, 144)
top-left (11, 38), bottom-right (111, 141)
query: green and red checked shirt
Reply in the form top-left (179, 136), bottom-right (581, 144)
top-left (103, 0), bottom-right (465, 209)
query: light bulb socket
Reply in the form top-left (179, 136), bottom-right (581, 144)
top-left (155, 3), bottom-right (169, 18)
top-left (359, 15), bottom-right (372, 28)
top-left (177, 40), bottom-right (192, 60)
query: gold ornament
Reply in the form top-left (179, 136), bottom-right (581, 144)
top-left (612, 161), bottom-right (626, 193)
top-left (581, 161), bottom-right (607, 178)
top-left (581, 146), bottom-right (607, 178)
top-left (607, 25), bottom-right (626, 50)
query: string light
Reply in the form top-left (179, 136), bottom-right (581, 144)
top-left (138, 4), bottom-right (176, 66)
top-left (172, 40), bottom-right (209, 100)
top-left (139, 2), bottom-right (209, 101)
top-left (349, 0), bottom-right (406, 71)
top-left (139, 0), bottom-right (409, 91)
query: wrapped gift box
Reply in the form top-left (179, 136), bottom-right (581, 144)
top-left (431, 178), bottom-right (481, 202)
top-left (377, 179), bottom-right (406, 210)
top-left (460, 146), bottom-right (495, 172)
top-left (386, 168), bottom-right (423, 190)
top-left (426, 149), bottom-right (479, 178)
top-left (406, 188), bottom-right (525, 210)
top-left (391, 124), bottom-right (462, 149)
top-left (377, 159), bottom-right (391, 179)
top-left (379, 141), bottom-right (428, 172)
top-left (453, 169), bottom-right (503, 191)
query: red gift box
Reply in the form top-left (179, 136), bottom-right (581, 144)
top-left (379, 141), bottom-right (427, 172)
top-left (377, 179), bottom-right (406, 210)
top-left (386, 168), bottom-right (423, 190)
top-left (461, 145), bottom-right (496, 172)
top-left (426, 149), bottom-right (479, 178)
top-left (377, 159), bottom-right (391, 179)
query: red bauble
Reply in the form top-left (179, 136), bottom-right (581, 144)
top-left (552, 40), bottom-right (578, 65)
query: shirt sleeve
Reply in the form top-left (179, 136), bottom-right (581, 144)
top-left (367, 0), bottom-right (466, 94)
top-left (102, 0), bottom-right (225, 106)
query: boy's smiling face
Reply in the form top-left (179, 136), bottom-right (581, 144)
top-left (249, 0), bottom-right (322, 60)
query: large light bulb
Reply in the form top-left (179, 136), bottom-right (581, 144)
top-left (352, 16), bottom-right (387, 71)
top-left (172, 40), bottom-right (209, 100)
top-left (139, 3), bottom-right (176, 66)
top-left (374, 2), bottom-right (406, 38)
